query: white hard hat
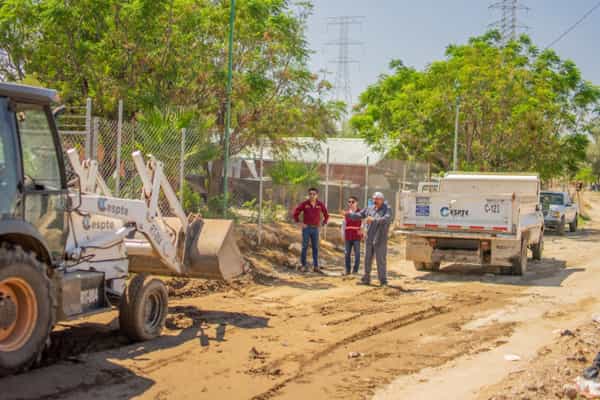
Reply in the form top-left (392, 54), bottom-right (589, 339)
top-left (372, 191), bottom-right (384, 199)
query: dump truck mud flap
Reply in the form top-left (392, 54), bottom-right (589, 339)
top-left (405, 236), bottom-right (433, 262)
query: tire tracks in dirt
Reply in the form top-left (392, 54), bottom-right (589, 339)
top-left (250, 305), bottom-right (449, 400)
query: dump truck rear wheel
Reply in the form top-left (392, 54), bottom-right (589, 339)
top-left (119, 274), bottom-right (168, 342)
top-left (511, 235), bottom-right (529, 275)
top-left (531, 235), bottom-right (543, 261)
top-left (0, 246), bottom-right (54, 376)
top-left (414, 261), bottom-right (426, 271)
top-left (413, 261), bottom-right (440, 271)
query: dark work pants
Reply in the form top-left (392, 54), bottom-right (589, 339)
top-left (363, 240), bottom-right (388, 284)
top-left (301, 226), bottom-right (319, 267)
top-left (345, 240), bottom-right (361, 274)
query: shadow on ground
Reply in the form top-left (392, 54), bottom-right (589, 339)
top-left (0, 306), bottom-right (270, 400)
top-left (417, 257), bottom-right (583, 287)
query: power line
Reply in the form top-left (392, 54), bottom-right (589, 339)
top-left (545, 1), bottom-right (600, 49)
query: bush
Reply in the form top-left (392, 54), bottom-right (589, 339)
top-left (179, 182), bottom-right (201, 214)
top-left (200, 194), bottom-right (238, 220)
top-left (241, 198), bottom-right (285, 223)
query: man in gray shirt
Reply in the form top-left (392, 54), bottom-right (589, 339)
top-left (345, 192), bottom-right (393, 286)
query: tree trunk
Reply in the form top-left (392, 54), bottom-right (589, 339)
top-left (208, 159), bottom-right (224, 198)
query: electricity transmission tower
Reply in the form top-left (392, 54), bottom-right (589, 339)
top-left (326, 16), bottom-right (364, 116)
top-left (489, 0), bottom-right (529, 42)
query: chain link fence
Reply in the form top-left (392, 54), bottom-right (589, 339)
top-left (58, 99), bottom-right (430, 243)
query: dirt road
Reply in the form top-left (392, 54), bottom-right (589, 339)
top-left (3, 194), bottom-right (600, 400)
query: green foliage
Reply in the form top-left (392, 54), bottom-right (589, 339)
top-left (587, 118), bottom-right (600, 181)
top-left (269, 159), bottom-right (320, 187)
top-left (351, 32), bottom-right (600, 180)
top-left (180, 182), bottom-right (201, 214)
top-left (0, 0), bottom-right (341, 195)
top-left (575, 166), bottom-right (594, 184)
top-left (269, 159), bottom-right (320, 216)
top-left (560, 133), bottom-right (589, 179)
top-left (241, 198), bottom-right (284, 223)
top-left (200, 193), bottom-right (237, 220)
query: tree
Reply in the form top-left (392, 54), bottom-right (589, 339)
top-left (351, 32), bottom-right (600, 180)
top-left (269, 159), bottom-right (320, 213)
top-left (0, 0), bottom-right (341, 196)
top-left (587, 118), bottom-right (600, 182)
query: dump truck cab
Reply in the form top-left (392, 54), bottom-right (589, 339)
top-left (0, 83), bottom-right (69, 265)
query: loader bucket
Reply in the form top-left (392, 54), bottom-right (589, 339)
top-left (127, 217), bottom-right (244, 281)
top-left (183, 218), bottom-right (244, 280)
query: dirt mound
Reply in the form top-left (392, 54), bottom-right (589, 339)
top-left (480, 323), bottom-right (600, 400)
top-left (164, 222), bottom-right (346, 299)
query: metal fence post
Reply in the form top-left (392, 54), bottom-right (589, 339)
top-left (324, 147), bottom-right (330, 240)
top-left (180, 128), bottom-right (186, 204)
top-left (364, 156), bottom-right (370, 206)
top-left (92, 117), bottom-right (99, 160)
top-left (84, 98), bottom-right (92, 159)
top-left (115, 99), bottom-right (123, 196)
top-left (258, 139), bottom-right (264, 246)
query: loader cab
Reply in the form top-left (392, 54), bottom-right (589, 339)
top-left (0, 83), bottom-right (68, 262)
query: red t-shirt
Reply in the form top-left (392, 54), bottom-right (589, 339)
top-left (344, 208), bottom-right (363, 241)
top-left (293, 199), bottom-right (329, 226)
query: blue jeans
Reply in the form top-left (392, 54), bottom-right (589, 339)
top-left (301, 226), bottom-right (319, 267)
top-left (345, 240), bottom-right (360, 274)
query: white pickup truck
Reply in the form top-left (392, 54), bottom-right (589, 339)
top-left (398, 173), bottom-right (544, 275)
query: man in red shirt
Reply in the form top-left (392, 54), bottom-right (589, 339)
top-left (343, 196), bottom-right (362, 275)
top-left (293, 187), bottom-right (329, 273)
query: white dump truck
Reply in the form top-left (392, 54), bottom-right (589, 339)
top-left (398, 173), bottom-right (544, 275)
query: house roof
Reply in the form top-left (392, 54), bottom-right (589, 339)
top-left (237, 137), bottom-right (386, 166)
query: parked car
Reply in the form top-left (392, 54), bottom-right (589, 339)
top-left (540, 191), bottom-right (578, 235)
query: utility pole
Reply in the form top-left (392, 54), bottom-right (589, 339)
top-left (452, 95), bottom-right (460, 171)
top-left (489, 0), bottom-right (529, 43)
top-left (222, 0), bottom-right (236, 215)
top-left (326, 16), bottom-right (364, 121)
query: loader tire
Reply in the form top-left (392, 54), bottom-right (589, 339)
top-left (511, 234), bottom-right (529, 275)
top-left (0, 246), bottom-right (54, 376)
top-left (119, 274), bottom-right (168, 342)
top-left (569, 214), bottom-right (578, 232)
top-left (531, 235), bottom-right (543, 261)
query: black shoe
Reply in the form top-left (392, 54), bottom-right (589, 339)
top-left (313, 267), bottom-right (324, 274)
top-left (380, 282), bottom-right (388, 287)
top-left (584, 366), bottom-right (599, 380)
top-left (357, 279), bottom-right (370, 286)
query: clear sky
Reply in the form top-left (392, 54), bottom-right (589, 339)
top-left (305, 0), bottom-right (600, 105)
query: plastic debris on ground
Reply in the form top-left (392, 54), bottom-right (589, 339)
top-left (503, 354), bottom-right (521, 361)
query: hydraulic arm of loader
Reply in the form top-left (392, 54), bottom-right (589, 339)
top-left (67, 149), bottom-right (186, 274)
top-left (66, 149), bottom-right (244, 281)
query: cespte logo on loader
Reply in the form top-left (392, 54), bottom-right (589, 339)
top-left (97, 197), bottom-right (129, 216)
